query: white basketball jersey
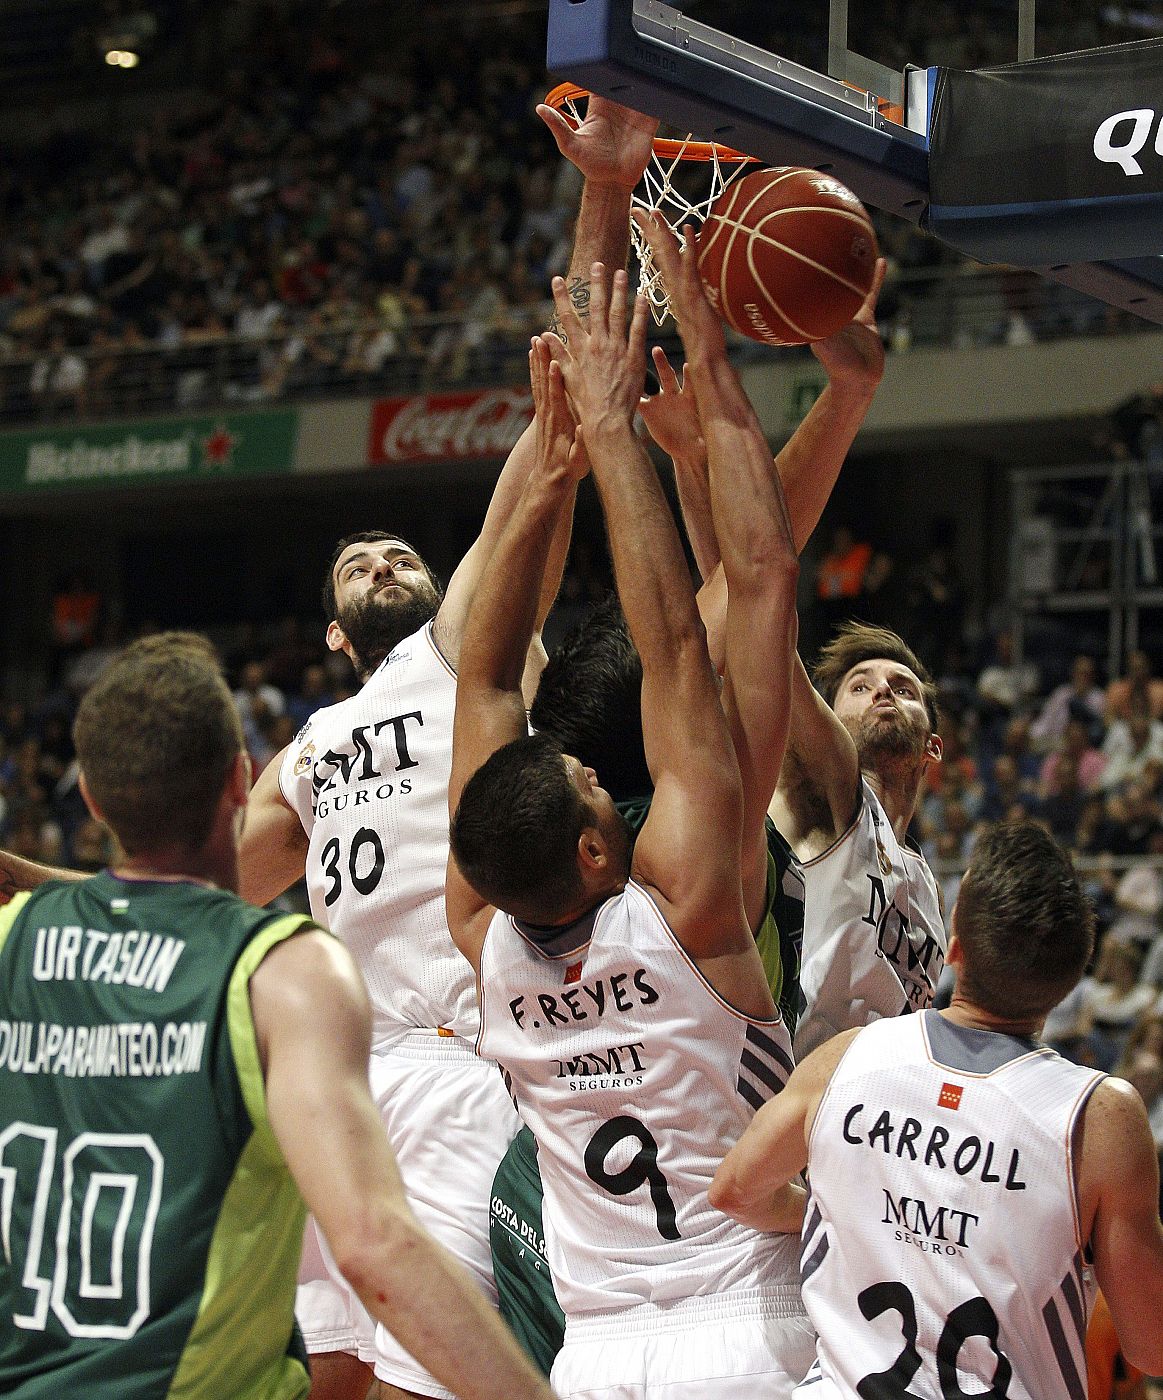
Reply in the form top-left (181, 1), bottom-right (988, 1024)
top-left (799, 1011), bottom-right (1105, 1400)
top-left (280, 621), bottom-right (476, 1047)
top-left (796, 780), bottom-right (946, 1058)
top-left (478, 879), bottom-right (800, 1319)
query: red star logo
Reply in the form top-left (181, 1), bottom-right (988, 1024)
top-left (202, 424), bottom-right (236, 469)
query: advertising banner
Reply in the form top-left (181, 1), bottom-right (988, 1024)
top-left (368, 388), bottom-right (535, 465)
top-left (0, 410), bottom-right (299, 494)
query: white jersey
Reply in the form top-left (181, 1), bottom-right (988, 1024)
top-left (280, 621), bottom-right (476, 1046)
top-left (478, 879), bottom-right (801, 1321)
top-left (798, 1011), bottom-right (1105, 1400)
top-left (796, 780), bottom-right (946, 1058)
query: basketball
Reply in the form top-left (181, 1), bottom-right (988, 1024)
top-left (696, 167), bottom-right (879, 345)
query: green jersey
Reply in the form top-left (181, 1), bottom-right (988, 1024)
top-left (0, 873), bottom-right (314, 1399)
top-left (489, 800), bottom-right (805, 1374)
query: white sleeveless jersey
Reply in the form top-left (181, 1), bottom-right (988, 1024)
top-left (796, 780), bottom-right (946, 1059)
top-left (478, 879), bottom-right (801, 1319)
top-left (798, 1011), bottom-right (1105, 1400)
top-left (279, 621), bottom-right (477, 1047)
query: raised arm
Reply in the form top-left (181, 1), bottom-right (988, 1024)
top-left (253, 932), bottom-right (554, 1400)
top-left (547, 265), bottom-right (760, 1003)
top-left (636, 213), bottom-right (799, 932)
top-left (434, 97), bottom-right (657, 668)
top-left (445, 341), bottom-right (587, 966)
top-left (640, 259), bottom-right (886, 575)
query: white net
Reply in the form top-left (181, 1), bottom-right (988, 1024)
top-left (559, 92), bottom-right (755, 323)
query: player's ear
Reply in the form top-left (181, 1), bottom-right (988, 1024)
top-left (325, 619), bottom-right (348, 654)
top-left (578, 829), bottom-right (607, 872)
top-left (228, 751), bottom-right (252, 806)
top-left (924, 733), bottom-right (943, 764)
top-left (78, 770), bottom-right (105, 826)
top-left (945, 931), bottom-right (963, 971)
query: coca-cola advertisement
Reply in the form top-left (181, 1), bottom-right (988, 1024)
top-left (368, 388), bottom-right (535, 465)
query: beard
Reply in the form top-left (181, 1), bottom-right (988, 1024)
top-left (846, 705), bottom-right (930, 771)
top-left (337, 580), bottom-right (440, 679)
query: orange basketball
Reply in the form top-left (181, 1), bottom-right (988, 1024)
top-left (696, 167), bottom-right (878, 345)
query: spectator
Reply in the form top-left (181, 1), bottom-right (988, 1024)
top-left (1102, 696), bottom-right (1163, 792)
top-left (232, 659), bottom-right (286, 760)
top-left (980, 752), bottom-right (1036, 823)
top-left (287, 662), bottom-right (335, 729)
top-left (1029, 652), bottom-right (1106, 751)
top-left (1040, 715), bottom-right (1107, 795)
top-left (1037, 752), bottom-right (1090, 844)
top-left (975, 629), bottom-right (1040, 719)
top-left (1079, 939), bottom-right (1158, 1070)
top-left (1107, 649), bottom-right (1163, 723)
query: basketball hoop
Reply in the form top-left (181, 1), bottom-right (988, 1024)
top-left (544, 83), bottom-right (758, 323)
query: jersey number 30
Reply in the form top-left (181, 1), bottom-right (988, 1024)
top-left (0, 1123), bottom-right (162, 1340)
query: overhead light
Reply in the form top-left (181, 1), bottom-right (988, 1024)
top-left (104, 48), bottom-right (139, 68)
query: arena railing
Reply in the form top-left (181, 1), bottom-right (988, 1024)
top-left (0, 262), bottom-right (1155, 428)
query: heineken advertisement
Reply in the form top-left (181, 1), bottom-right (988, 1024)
top-left (0, 410), bottom-right (299, 493)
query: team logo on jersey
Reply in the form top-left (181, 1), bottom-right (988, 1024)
top-left (938, 1082), bottom-right (964, 1111)
top-left (294, 742), bottom-right (316, 776)
top-left (564, 960), bottom-right (582, 984)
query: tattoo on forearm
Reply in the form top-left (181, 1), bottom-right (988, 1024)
top-left (0, 870), bottom-right (16, 903)
top-left (549, 276), bottom-right (592, 340)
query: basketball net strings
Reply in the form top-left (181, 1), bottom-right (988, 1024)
top-left (561, 94), bottom-right (751, 325)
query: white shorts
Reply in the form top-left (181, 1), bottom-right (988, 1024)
top-left (551, 1288), bottom-right (816, 1400)
top-left (296, 1031), bottom-right (520, 1397)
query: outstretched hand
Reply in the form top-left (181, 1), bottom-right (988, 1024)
top-left (536, 93), bottom-right (657, 193)
top-left (639, 346), bottom-right (706, 467)
top-left (810, 256), bottom-right (887, 390)
top-left (631, 211), bottom-right (726, 360)
top-left (545, 261), bottom-right (650, 441)
top-left (529, 336), bottom-right (588, 485)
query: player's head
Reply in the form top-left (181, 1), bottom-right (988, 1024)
top-left (323, 531), bottom-right (444, 681)
top-left (951, 820), bottom-right (1094, 1023)
top-left (813, 621), bottom-right (940, 774)
top-left (73, 632), bottom-right (248, 862)
top-left (530, 596), bottom-right (652, 804)
top-left (450, 733), bottom-right (633, 924)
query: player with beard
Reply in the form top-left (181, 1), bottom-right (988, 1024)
top-left (632, 238), bottom-right (945, 1061)
top-left (769, 621), bottom-right (947, 1058)
top-left (0, 96), bottom-right (659, 1400)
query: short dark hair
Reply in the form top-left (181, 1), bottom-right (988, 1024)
top-left (321, 531), bottom-right (442, 620)
top-left (530, 596), bottom-right (651, 803)
top-left (813, 620), bottom-right (939, 731)
top-left (73, 632), bottom-right (243, 857)
top-left (450, 733), bottom-right (590, 920)
top-left (954, 821), bottom-right (1095, 1020)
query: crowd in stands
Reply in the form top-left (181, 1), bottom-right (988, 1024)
top-left (0, 0), bottom-right (1154, 424)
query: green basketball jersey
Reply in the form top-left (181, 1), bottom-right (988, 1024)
top-left (0, 873), bottom-right (315, 1399)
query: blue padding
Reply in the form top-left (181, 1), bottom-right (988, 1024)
top-left (926, 191), bottom-right (1163, 265)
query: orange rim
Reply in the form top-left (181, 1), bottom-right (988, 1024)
top-left (543, 83), bottom-right (758, 164)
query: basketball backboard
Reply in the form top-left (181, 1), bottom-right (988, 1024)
top-left (546, 0), bottom-right (1163, 325)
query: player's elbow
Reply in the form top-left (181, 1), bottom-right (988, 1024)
top-left (707, 1165), bottom-right (747, 1220)
top-left (330, 1201), bottom-right (425, 1304)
